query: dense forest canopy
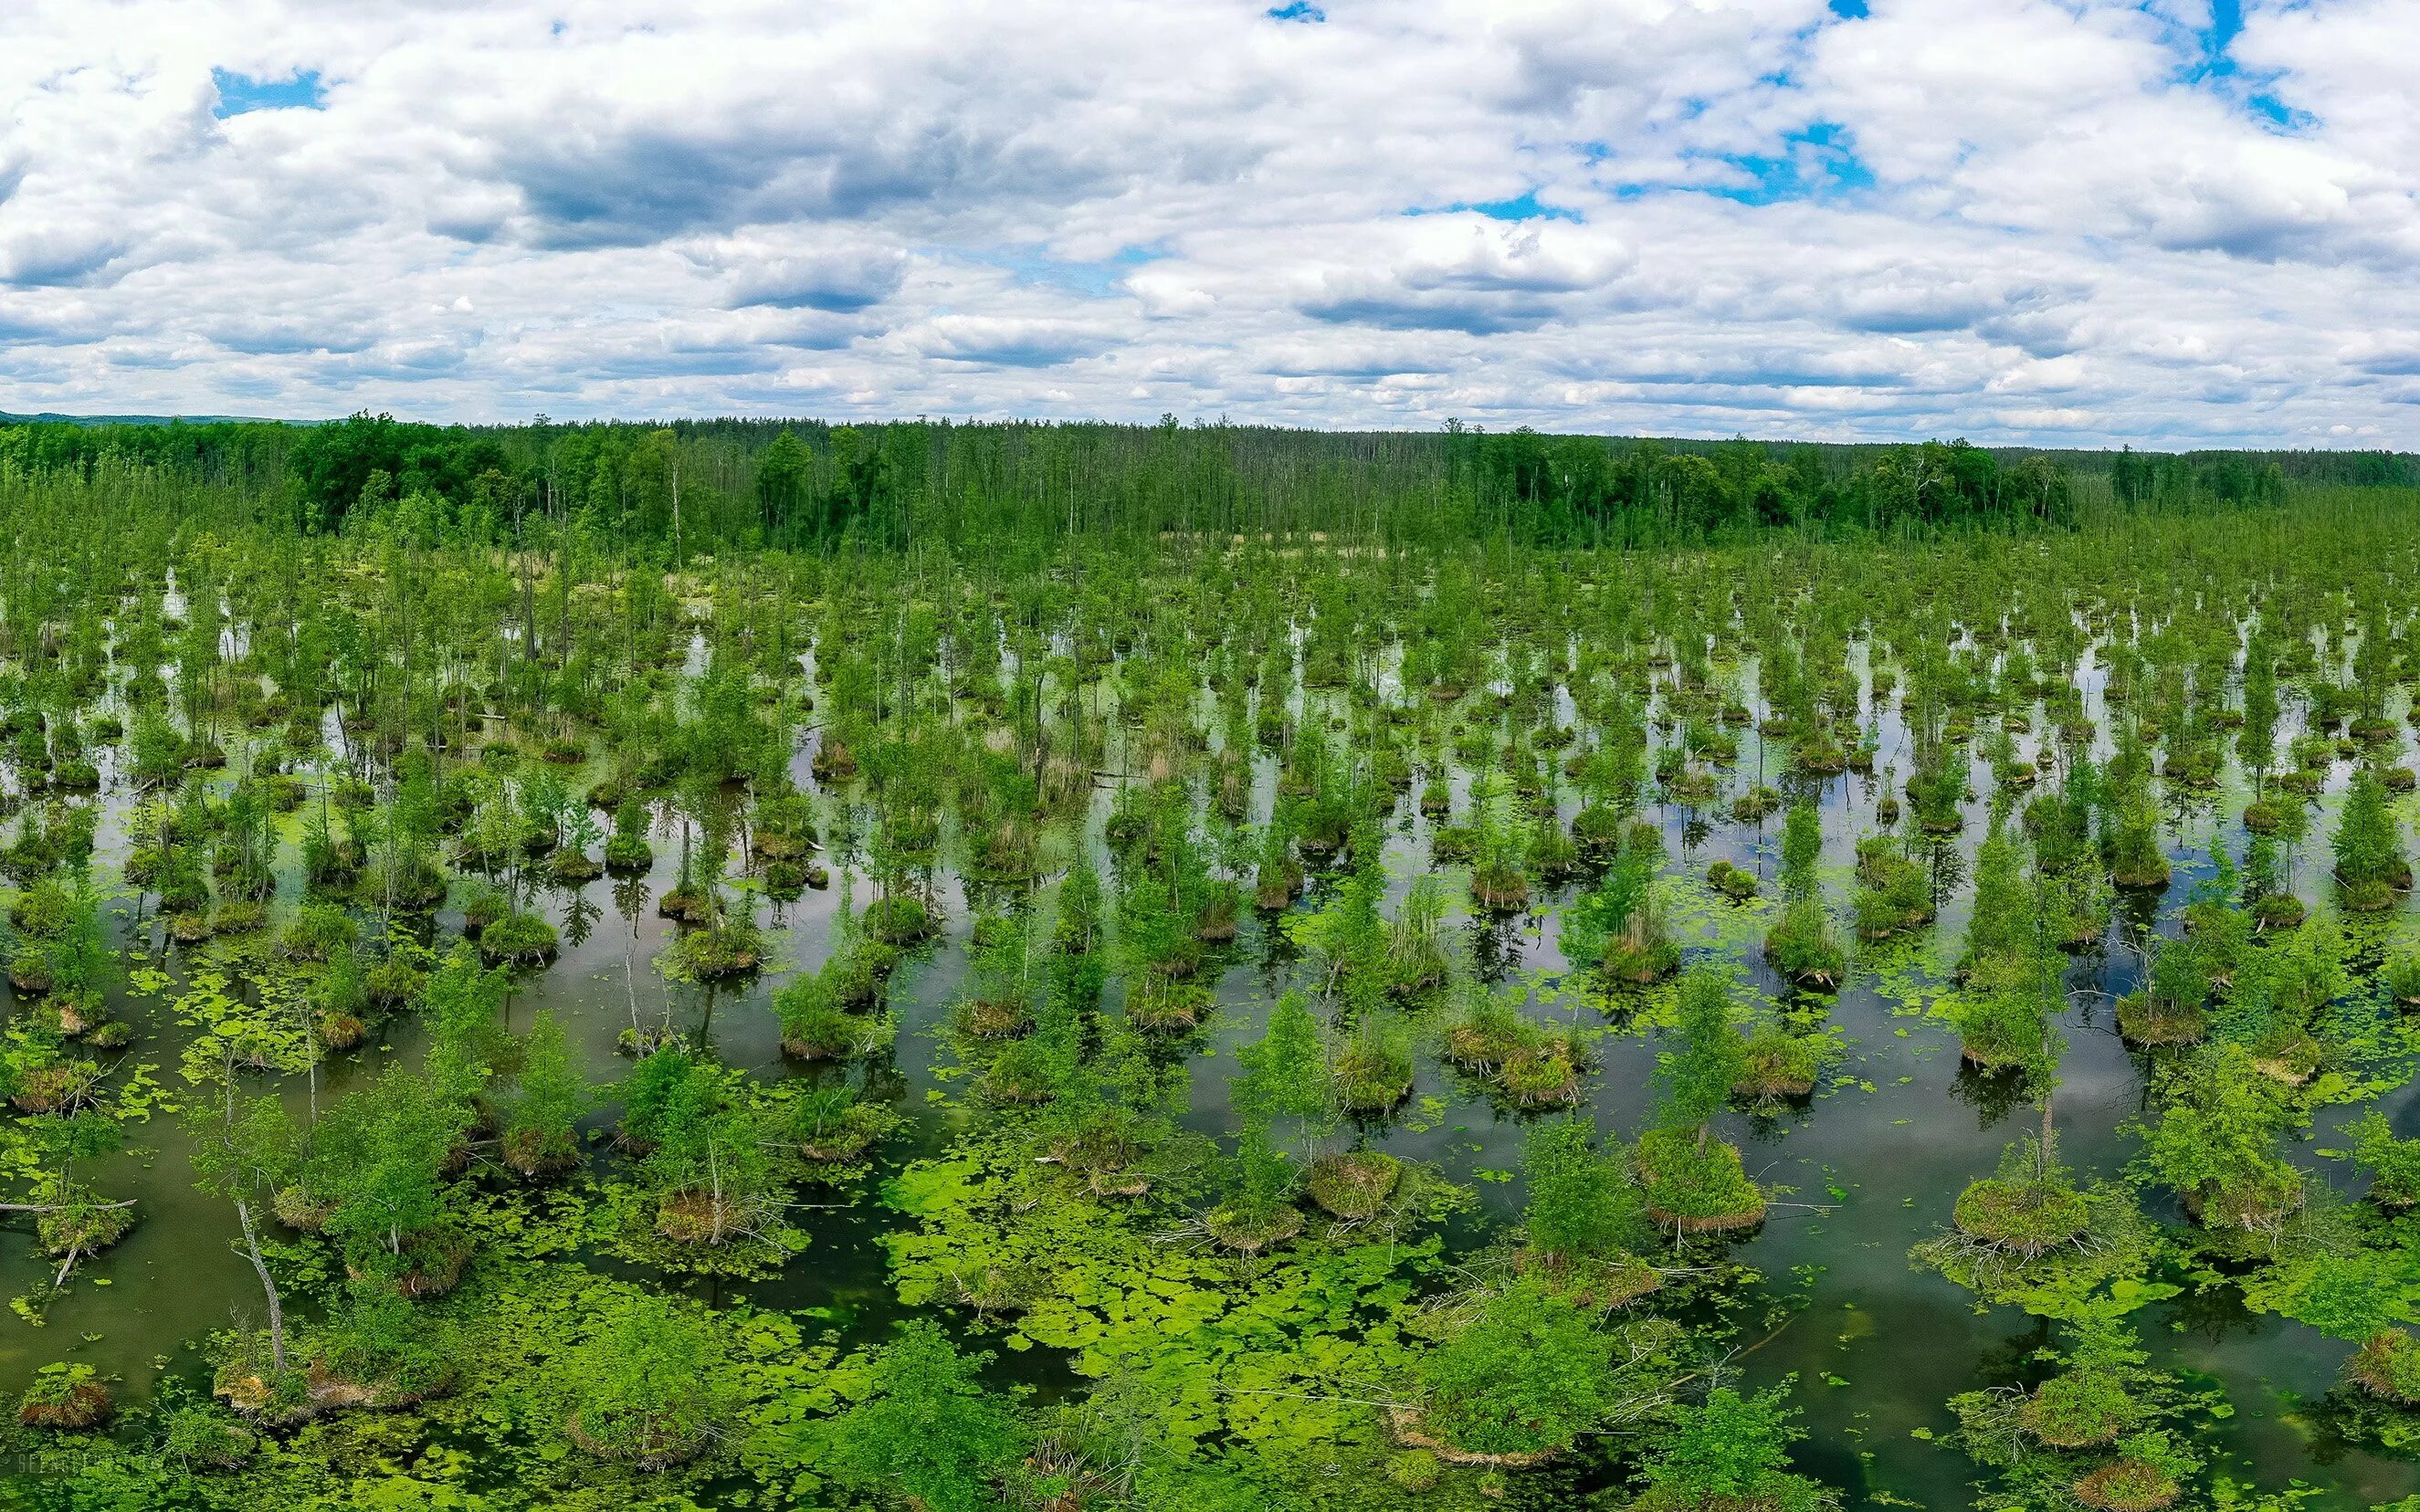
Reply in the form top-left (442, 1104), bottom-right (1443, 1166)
top-left (1, 412), bottom-right (2404, 552)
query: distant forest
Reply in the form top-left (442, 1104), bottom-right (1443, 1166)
top-left (0, 411), bottom-right (2411, 552)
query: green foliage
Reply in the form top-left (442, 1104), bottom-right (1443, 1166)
top-left (2352, 1110), bottom-right (2420, 1209)
top-left (824, 1320), bottom-right (1026, 1512)
top-left (419, 942), bottom-right (513, 1102)
top-left (187, 1092), bottom-right (299, 1204)
top-left (1634, 1126), bottom-right (1764, 1231)
top-left (1238, 989), bottom-right (1332, 1143)
top-left (1779, 800), bottom-right (1822, 900)
top-left (500, 1011), bottom-right (589, 1176)
top-left (568, 1293), bottom-right (734, 1466)
top-left (15, 425), bottom-right (2420, 1512)
top-left (1951, 1136), bottom-right (2090, 1255)
top-left (313, 1066), bottom-right (474, 1282)
top-left (1654, 967), bottom-right (1745, 1139)
top-left (2333, 766), bottom-right (2408, 903)
top-left (1520, 1115), bottom-right (1643, 1265)
top-left (1562, 832), bottom-right (1676, 983)
top-left (1416, 1278), bottom-right (1652, 1458)
top-left (319, 1281), bottom-right (460, 1402)
top-left (1631, 1382), bottom-right (1834, 1512)
top-left (2141, 1043), bottom-right (2304, 1238)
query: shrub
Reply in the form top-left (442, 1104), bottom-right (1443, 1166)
top-left (16, 1363), bottom-right (110, 1430)
top-left (2349, 1330), bottom-right (2420, 1403)
top-left (1629, 1383), bottom-right (1832, 1512)
top-left (1635, 1127), bottom-right (1765, 1233)
top-left (1416, 1280), bottom-right (1620, 1459)
top-left (822, 1321), bottom-right (1024, 1512)
top-left (565, 1296), bottom-right (731, 1469)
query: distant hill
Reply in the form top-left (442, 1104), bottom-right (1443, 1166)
top-left (0, 411), bottom-right (287, 426)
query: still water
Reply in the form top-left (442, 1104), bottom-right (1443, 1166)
top-left (4, 653), bottom-right (2415, 1509)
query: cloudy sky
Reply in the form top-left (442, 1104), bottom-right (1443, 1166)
top-left (2, 0), bottom-right (2415, 446)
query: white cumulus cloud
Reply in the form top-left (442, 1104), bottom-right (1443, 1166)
top-left (0, 0), bottom-right (2411, 445)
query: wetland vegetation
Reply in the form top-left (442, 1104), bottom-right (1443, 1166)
top-left (1, 415), bottom-right (2419, 1509)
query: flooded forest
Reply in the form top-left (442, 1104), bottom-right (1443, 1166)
top-left (0, 415), bottom-right (2416, 1512)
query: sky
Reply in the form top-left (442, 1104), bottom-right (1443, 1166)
top-left (1, 0), bottom-right (2415, 446)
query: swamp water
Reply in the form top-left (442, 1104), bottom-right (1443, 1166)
top-left (3, 653), bottom-right (2417, 1511)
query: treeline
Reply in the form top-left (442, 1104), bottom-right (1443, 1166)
top-left (0, 412), bottom-right (2406, 553)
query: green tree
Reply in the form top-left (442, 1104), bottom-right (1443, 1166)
top-left (2239, 635), bottom-right (2278, 794)
top-left (2332, 766), bottom-right (2407, 909)
top-left (315, 1067), bottom-right (468, 1280)
top-left (1779, 799), bottom-right (1821, 900)
top-left (826, 1320), bottom-right (1026, 1512)
top-left (187, 1092), bottom-right (300, 1375)
top-left (1638, 966), bottom-right (1765, 1229)
top-left (1764, 799), bottom-right (1843, 986)
top-left (1520, 1115), bottom-right (1641, 1265)
top-left (756, 428), bottom-right (813, 541)
top-left (501, 1011), bottom-right (588, 1177)
top-left (2141, 1043), bottom-right (2304, 1236)
top-left (420, 943), bottom-right (511, 1109)
top-left (1656, 968), bottom-right (1745, 1149)
top-left (1633, 1383), bottom-right (1834, 1511)
top-left (1418, 1278), bottom-right (1641, 1457)
top-left (568, 1294), bottom-right (731, 1468)
top-left (1236, 989), bottom-right (1332, 1148)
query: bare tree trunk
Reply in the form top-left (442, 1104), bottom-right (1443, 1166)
top-left (235, 1197), bottom-right (288, 1375)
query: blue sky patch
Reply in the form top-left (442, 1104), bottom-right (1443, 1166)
top-left (2183, 0), bottom-right (2244, 76)
top-left (1406, 191), bottom-right (1579, 223)
top-left (1705, 123), bottom-right (1874, 205)
top-left (960, 245), bottom-right (1163, 299)
top-left (1267, 3), bottom-right (1325, 21)
top-left (210, 68), bottom-right (325, 119)
top-left (2245, 92), bottom-right (2316, 131)
top-left (2159, 0), bottom-right (2307, 129)
top-left (2169, 0), bottom-right (2243, 89)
